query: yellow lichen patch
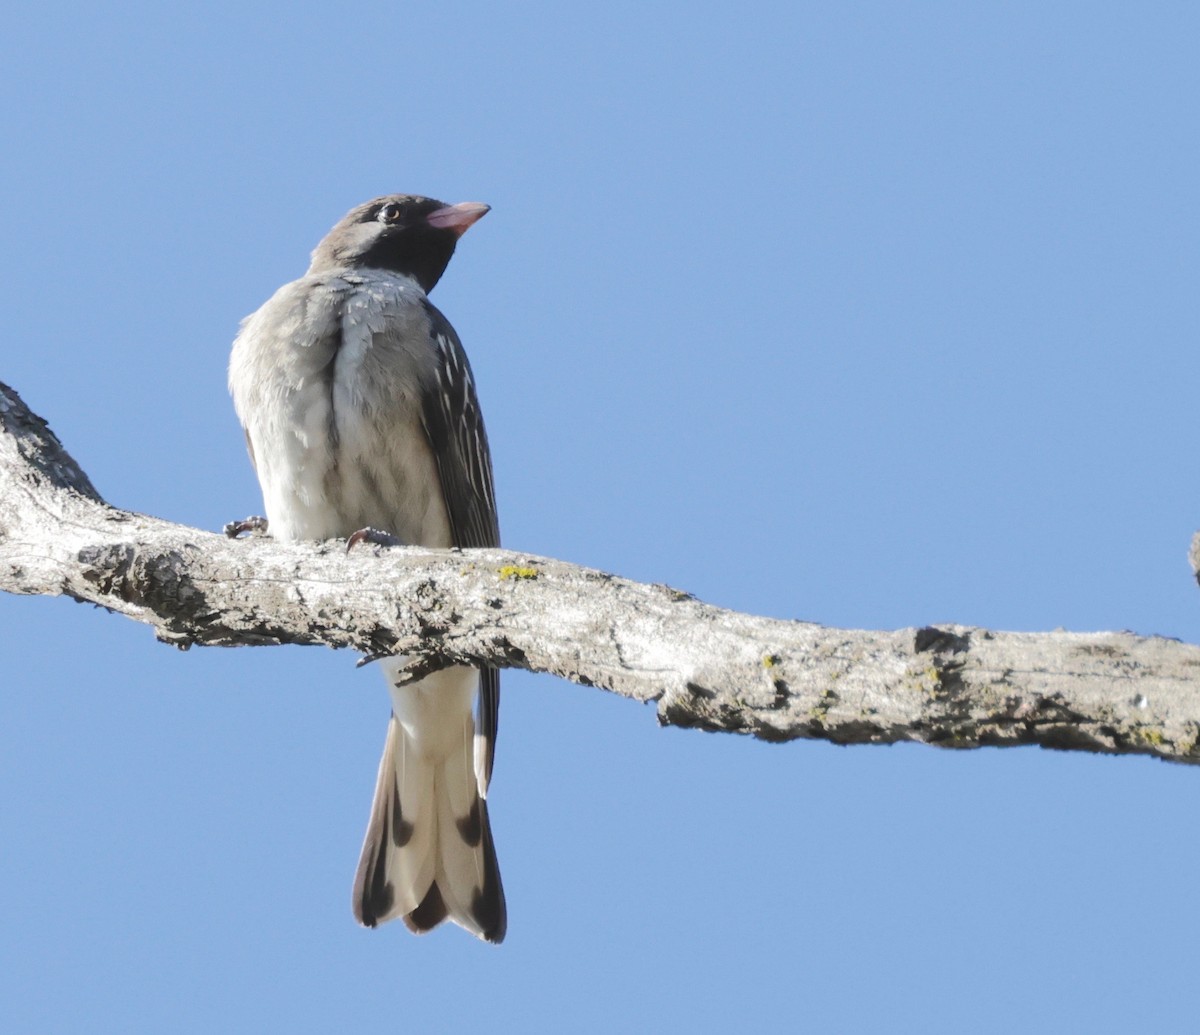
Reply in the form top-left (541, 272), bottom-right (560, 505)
top-left (498, 565), bottom-right (539, 581)
top-left (1135, 727), bottom-right (1166, 748)
top-left (808, 686), bottom-right (839, 724)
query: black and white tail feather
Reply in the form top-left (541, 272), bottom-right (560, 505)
top-left (353, 662), bottom-right (505, 941)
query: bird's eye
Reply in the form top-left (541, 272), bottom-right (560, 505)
top-left (378, 202), bottom-right (404, 224)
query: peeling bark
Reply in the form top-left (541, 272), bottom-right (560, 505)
top-left (3, 380), bottom-right (1200, 764)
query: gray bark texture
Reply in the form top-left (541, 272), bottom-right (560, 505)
top-left (4, 380), bottom-right (1200, 764)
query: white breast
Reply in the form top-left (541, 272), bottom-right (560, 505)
top-left (229, 270), bottom-right (452, 547)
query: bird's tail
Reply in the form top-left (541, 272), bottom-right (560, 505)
top-left (351, 664), bottom-right (505, 943)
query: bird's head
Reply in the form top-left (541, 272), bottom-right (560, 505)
top-left (308, 194), bottom-right (490, 292)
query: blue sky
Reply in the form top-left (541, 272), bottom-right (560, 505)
top-left (1, 3), bottom-right (1197, 1031)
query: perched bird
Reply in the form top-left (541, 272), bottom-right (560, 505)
top-left (228, 194), bottom-right (505, 942)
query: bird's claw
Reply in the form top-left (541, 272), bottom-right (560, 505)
top-left (346, 527), bottom-right (403, 552)
top-left (224, 515), bottom-right (269, 538)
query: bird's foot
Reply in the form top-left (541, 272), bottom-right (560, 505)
top-left (224, 515), bottom-right (269, 538)
top-left (346, 527), bottom-right (403, 552)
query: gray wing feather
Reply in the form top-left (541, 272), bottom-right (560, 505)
top-left (419, 300), bottom-right (500, 790)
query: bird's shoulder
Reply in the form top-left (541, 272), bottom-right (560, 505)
top-left (233, 268), bottom-right (435, 356)
top-left (258, 268), bottom-right (426, 319)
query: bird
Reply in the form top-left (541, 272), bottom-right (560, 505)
top-left (228, 194), bottom-right (505, 942)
